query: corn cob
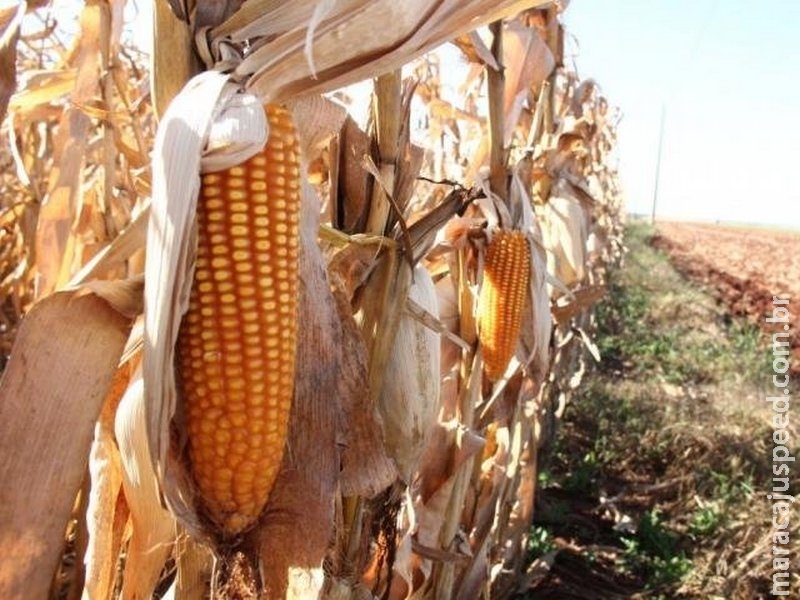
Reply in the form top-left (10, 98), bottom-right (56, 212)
top-left (477, 230), bottom-right (530, 381)
top-left (176, 104), bottom-right (300, 537)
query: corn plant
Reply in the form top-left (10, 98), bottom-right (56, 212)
top-left (0, 2), bottom-right (623, 598)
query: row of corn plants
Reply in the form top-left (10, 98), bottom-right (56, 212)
top-left (0, 1), bottom-right (623, 598)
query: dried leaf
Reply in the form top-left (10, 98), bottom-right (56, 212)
top-left (452, 30), bottom-right (499, 70)
top-left (83, 365), bottom-right (131, 600)
top-left (0, 1), bottom-right (24, 124)
top-left (69, 206), bottom-right (149, 285)
top-left (551, 284), bottom-right (605, 325)
top-left (335, 272), bottom-right (398, 497)
top-left (334, 116), bottom-right (373, 232)
top-left (413, 421), bottom-right (486, 587)
top-left (289, 94), bottom-right (348, 159)
top-left (221, 0), bottom-right (552, 101)
top-left (0, 290), bottom-right (133, 599)
top-left (575, 326), bottom-right (601, 362)
top-left (115, 369), bottom-right (177, 600)
top-left (502, 20), bottom-right (554, 143)
top-left (256, 184), bottom-right (352, 596)
top-left (34, 2), bottom-right (109, 295)
top-left (8, 68), bottom-right (76, 115)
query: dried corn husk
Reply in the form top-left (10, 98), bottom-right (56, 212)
top-left (115, 369), bottom-right (177, 600)
top-left (200, 0), bottom-right (553, 102)
top-left (153, 1), bottom-right (557, 127)
top-left (540, 185), bottom-right (590, 293)
top-left (82, 365), bottom-right (131, 600)
top-left (379, 265), bottom-right (441, 482)
top-left (515, 168), bottom-right (552, 385)
top-left (0, 287), bottom-right (135, 599)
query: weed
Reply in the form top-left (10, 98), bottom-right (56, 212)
top-left (563, 451), bottom-right (599, 494)
top-left (537, 470), bottom-right (553, 488)
top-left (688, 505), bottom-right (722, 538)
top-left (620, 510), bottom-right (692, 589)
top-left (526, 526), bottom-right (555, 561)
top-left (525, 222), bottom-right (790, 598)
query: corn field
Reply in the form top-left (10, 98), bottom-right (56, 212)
top-left (0, 1), bottom-right (624, 598)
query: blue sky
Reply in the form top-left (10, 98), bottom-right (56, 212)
top-left (563, 0), bottom-right (800, 228)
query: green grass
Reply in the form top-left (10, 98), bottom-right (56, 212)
top-left (688, 504), bottom-right (722, 539)
top-left (620, 509), bottom-right (692, 588)
top-left (595, 223), bottom-right (769, 388)
top-left (526, 222), bottom-right (797, 598)
top-left (526, 525), bottom-right (556, 561)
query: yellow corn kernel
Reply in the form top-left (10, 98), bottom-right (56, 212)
top-left (176, 105), bottom-right (300, 537)
top-left (477, 230), bottom-right (531, 381)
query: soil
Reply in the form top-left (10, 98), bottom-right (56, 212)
top-left (521, 222), bottom-right (796, 599)
top-left (652, 221), bottom-right (800, 376)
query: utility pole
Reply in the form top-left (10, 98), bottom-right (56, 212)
top-left (651, 104), bottom-right (666, 225)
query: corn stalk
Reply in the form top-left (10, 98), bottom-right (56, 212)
top-left (0, 2), bottom-right (625, 598)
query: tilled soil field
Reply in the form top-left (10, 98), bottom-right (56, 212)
top-left (651, 221), bottom-right (799, 375)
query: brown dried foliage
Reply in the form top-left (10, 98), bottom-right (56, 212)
top-left (0, 2), bottom-right (624, 598)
